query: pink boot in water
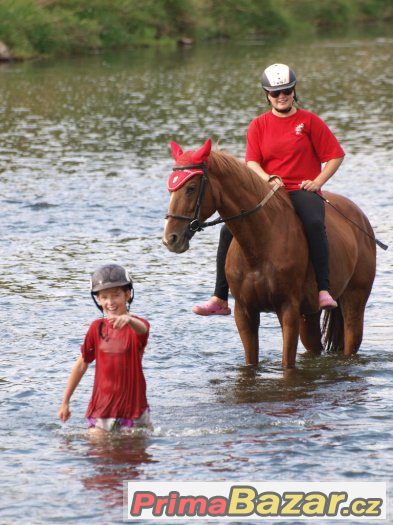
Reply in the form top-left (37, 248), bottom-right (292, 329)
top-left (192, 298), bottom-right (231, 316)
top-left (319, 290), bottom-right (338, 310)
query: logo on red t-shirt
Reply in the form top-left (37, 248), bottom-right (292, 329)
top-left (295, 123), bottom-right (305, 135)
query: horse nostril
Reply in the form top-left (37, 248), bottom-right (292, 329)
top-left (168, 233), bottom-right (178, 245)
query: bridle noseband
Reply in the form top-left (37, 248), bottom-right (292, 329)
top-left (165, 161), bottom-right (281, 238)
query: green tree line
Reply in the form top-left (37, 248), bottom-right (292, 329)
top-left (0, 0), bottom-right (392, 59)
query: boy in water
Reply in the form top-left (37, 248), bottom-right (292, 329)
top-left (58, 264), bottom-right (151, 436)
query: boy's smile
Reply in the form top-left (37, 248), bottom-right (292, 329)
top-left (97, 286), bottom-right (131, 318)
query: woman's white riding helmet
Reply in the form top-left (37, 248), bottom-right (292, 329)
top-left (261, 63), bottom-right (296, 92)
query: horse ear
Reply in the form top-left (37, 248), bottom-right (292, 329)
top-left (192, 139), bottom-right (212, 163)
top-left (170, 141), bottom-right (183, 161)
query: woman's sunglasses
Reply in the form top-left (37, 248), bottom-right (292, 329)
top-left (266, 88), bottom-right (294, 98)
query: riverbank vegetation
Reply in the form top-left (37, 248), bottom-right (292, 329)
top-left (0, 0), bottom-right (392, 60)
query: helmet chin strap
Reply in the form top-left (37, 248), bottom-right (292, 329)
top-left (275, 106), bottom-right (294, 114)
top-left (91, 292), bottom-right (103, 312)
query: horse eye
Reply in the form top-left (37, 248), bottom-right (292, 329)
top-left (186, 186), bottom-right (196, 195)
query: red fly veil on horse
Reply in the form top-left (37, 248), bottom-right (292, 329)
top-left (167, 139), bottom-right (212, 192)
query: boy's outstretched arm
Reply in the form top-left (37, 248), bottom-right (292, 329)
top-left (111, 313), bottom-right (148, 334)
top-left (58, 355), bottom-right (88, 423)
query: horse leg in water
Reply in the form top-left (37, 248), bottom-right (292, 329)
top-left (338, 250), bottom-right (375, 355)
top-left (276, 303), bottom-right (301, 368)
top-left (234, 305), bottom-right (260, 365)
top-left (299, 312), bottom-right (323, 354)
top-left (340, 289), bottom-right (369, 356)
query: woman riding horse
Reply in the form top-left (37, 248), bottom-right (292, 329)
top-left (163, 139), bottom-right (376, 366)
top-left (192, 63), bottom-right (344, 316)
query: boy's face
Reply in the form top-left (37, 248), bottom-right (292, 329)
top-left (96, 286), bottom-right (130, 318)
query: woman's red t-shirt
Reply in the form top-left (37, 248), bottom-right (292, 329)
top-left (81, 317), bottom-right (149, 419)
top-left (245, 108), bottom-right (345, 192)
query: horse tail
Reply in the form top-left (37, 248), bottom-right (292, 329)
top-left (322, 302), bottom-right (344, 352)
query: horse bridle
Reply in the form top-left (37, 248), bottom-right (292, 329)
top-left (165, 161), bottom-right (281, 237)
top-left (165, 162), bottom-right (209, 236)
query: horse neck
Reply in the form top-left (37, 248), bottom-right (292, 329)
top-left (209, 156), bottom-right (285, 260)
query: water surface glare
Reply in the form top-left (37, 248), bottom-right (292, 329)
top-left (0, 37), bottom-right (392, 524)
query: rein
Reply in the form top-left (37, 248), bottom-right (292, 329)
top-left (165, 162), bottom-right (281, 236)
top-left (319, 195), bottom-right (388, 251)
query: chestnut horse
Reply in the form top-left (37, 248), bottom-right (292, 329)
top-left (163, 139), bottom-right (376, 367)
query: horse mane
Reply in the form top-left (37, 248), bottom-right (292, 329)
top-left (208, 149), bottom-right (289, 212)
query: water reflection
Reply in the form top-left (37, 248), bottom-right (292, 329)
top-left (66, 434), bottom-right (155, 508)
top-left (216, 357), bottom-right (368, 409)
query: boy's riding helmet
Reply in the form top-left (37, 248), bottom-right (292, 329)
top-left (261, 63), bottom-right (296, 92)
top-left (90, 264), bottom-right (134, 311)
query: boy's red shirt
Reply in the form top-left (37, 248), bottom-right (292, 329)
top-left (81, 316), bottom-right (149, 420)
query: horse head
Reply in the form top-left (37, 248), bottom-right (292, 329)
top-left (163, 139), bottom-right (217, 253)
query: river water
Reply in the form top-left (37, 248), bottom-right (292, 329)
top-left (0, 35), bottom-right (392, 524)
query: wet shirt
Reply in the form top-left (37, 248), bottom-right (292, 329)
top-left (81, 317), bottom-right (149, 419)
top-left (245, 108), bottom-right (345, 192)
